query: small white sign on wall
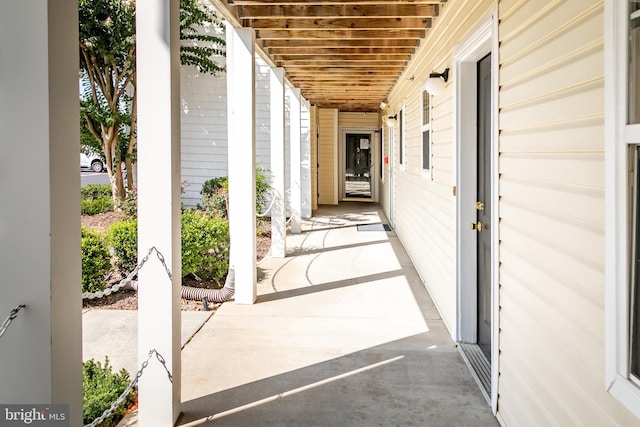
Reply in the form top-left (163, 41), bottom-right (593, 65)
top-left (360, 139), bottom-right (370, 149)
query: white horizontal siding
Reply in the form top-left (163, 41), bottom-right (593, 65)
top-left (318, 108), bottom-right (337, 205)
top-left (181, 56), bottom-right (298, 212)
top-left (497, 0), bottom-right (640, 425)
top-left (385, 0), bottom-right (496, 332)
top-left (180, 63), bottom-right (227, 208)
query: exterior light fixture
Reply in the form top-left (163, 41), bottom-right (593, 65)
top-left (386, 113), bottom-right (398, 128)
top-left (380, 101), bottom-right (388, 109)
top-left (424, 68), bottom-right (450, 96)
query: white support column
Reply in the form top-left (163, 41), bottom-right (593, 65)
top-left (0, 1), bottom-right (82, 424)
top-left (136, 0), bottom-right (182, 424)
top-left (227, 25), bottom-right (257, 303)
top-left (300, 100), bottom-right (312, 219)
top-left (290, 88), bottom-right (303, 234)
top-left (270, 68), bottom-right (287, 258)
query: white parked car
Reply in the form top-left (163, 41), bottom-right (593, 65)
top-left (80, 151), bottom-right (105, 173)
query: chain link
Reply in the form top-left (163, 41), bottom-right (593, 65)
top-left (0, 305), bottom-right (26, 339)
top-left (85, 349), bottom-right (173, 427)
top-left (82, 247), bottom-right (173, 300)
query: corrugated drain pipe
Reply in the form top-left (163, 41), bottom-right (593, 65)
top-left (124, 269), bottom-right (235, 303)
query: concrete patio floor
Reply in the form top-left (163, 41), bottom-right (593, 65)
top-left (175, 203), bottom-right (498, 427)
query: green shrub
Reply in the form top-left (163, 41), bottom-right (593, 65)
top-left (81, 228), bottom-right (111, 293)
top-left (106, 212), bottom-right (229, 282)
top-left (201, 190), bottom-right (228, 218)
top-left (200, 176), bottom-right (228, 198)
top-left (256, 167), bottom-right (271, 214)
top-left (107, 219), bottom-right (138, 273)
top-left (119, 187), bottom-right (137, 219)
top-left (181, 209), bottom-right (229, 282)
top-left (200, 168), bottom-right (271, 215)
top-left (83, 357), bottom-right (134, 426)
top-left (81, 184), bottom-right (114, 215)
top-left (82, 197), bottom-right (114, 216)
top-left (81, 184), bottom-right (112, 199)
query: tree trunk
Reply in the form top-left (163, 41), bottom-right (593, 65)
top-left (126, 82), bottom-right (137, 192)
top-left (102, 125), bottom-right (126, 204)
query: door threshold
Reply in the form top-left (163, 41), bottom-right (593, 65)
top-left (458, 343), bottom-right (491, 405)
top-left (341, 198), bottom-right (375, 202)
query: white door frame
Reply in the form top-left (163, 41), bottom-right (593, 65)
top-left (452, 7), bottom-right (499, 414)
top-left (339, 127), bottom-right (378, 202)
top-left (388, 124), bottom-right (395, 226)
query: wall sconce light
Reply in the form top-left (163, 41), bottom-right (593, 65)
top-left (380, 101), bottom-right (387, 110)
top-left (424, 68), bottom-right (450, 96)
top-left (386, 113), bottom-right (398, 128)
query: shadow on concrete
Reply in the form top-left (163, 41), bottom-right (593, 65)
top-left (177, 333), bottom-right (495, 427)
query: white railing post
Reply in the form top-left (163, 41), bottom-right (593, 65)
top-left (227, 25), bottom-right (257, 304)
top-left (136, 0), bottom-right (182, 423)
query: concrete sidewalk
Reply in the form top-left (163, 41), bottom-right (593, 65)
top-left (176, 203), bottom-right (497, 426)
top-left (83, 310), bottom-right (213, 376)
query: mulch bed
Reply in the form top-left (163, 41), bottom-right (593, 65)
top-left (82, 213), bottom-right (271, 311)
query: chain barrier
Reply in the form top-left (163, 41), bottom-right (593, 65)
top-left (82, 247), bottom-right (172, 300)
top-left (0, 304), bottom-right (26, 339)
top-left (85, 349), bottom-right (172, 427)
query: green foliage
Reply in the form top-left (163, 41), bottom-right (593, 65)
top-left (107, 219), bottom-right (138, 272)
top-left (200, 168), bottom-right (271, 216)
top-left (200, 176), bottom-right (229, 198)
top-left (180, 0), bottom-right (226, 75)
top-left (81, 228), bottom-right (111, 294)
top-left (256, 167), bottom-right (271, 214)
top-left (81, 184), bottom-right (114, 215)
top-left (119, 187), bottom-right (137, 219)
top-left (181, 210), bottom-right (230, 282)
top-left (83, 357), bottom-right (134, 426)
top-left (105, 212), bottom-right (229, 282)
top-left (201, 191), bottom-right (228, 218)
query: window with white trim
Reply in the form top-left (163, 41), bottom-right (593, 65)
top-left (422, 90), bottom-right (432, 174)
top-left (606, 0), bottom-right (640, 418)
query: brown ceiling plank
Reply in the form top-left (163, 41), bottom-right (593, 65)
top-left (275, 54), bottom-right (408, 61)
top-left (229, 0), bottom-right (442, 5)
top-left (263, 39), bottom-right (418, 48)
top-left (246, 17), bottom-right (431, 30)
top-left (281, 62), bottom-right (405, 68)
top-left (269, 47), bottom-right (415, 55)
top-left (256, 29), bottom-right (425, 39)
top-left (238, 4), bottom-right (437, 18)
top-left (291, 76), bottom-right (398, 82)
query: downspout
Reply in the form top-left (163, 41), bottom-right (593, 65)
top-left (123, 268), bottom-right (235, 303)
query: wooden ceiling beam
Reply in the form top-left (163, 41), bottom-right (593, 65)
top-left (268, 47), bottom-right (415, 55)
top-left (229, 0), bottom-right (442, 5)
top-left (256, 29), bottom-right (425, 39)
top-left (238, 4), bottom-right (437, 18)
top-left (274, 54), bottom-right (408, 61)
top-left (246, 17), bottom-right (431, 30)
top-left (263, 39), bottom-right (419, 48)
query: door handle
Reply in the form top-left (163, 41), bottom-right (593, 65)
top-left (470, 222), bottom-right (484, 232)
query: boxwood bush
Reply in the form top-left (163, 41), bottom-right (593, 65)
top-left (81, 184), bottom-right (114, 215)
top-left (200, 168), bottom-right (271, 216)
top-left (106, 212), bottom-right (230, 283)
top-left (81, 228), bottom-right (111, 293)
top-left (181, 209), bottom-right (229, 282)
top-left (83, 357), bottom-right (134, 426)
top-left (107, 219), bottom-right (138, 273)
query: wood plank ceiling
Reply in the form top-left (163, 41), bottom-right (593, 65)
top-left (213, 0), bottom-right (447, 112)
